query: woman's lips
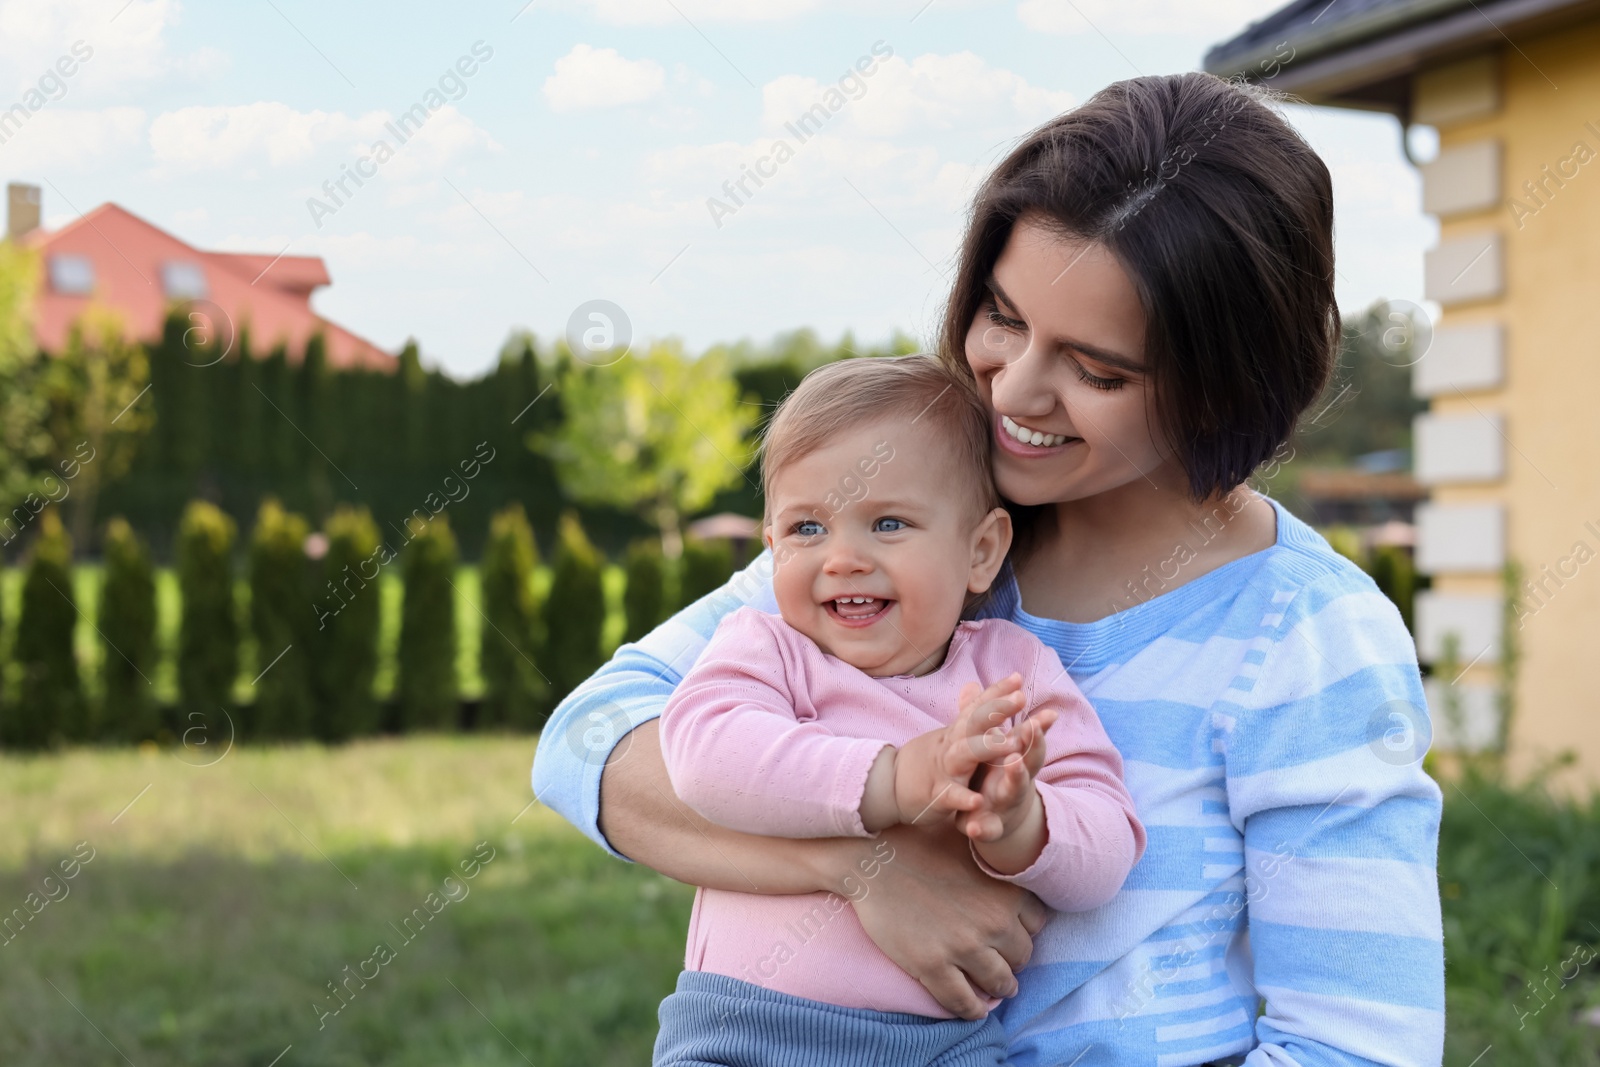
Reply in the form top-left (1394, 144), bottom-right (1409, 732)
top-left (995, 415), bottom-right (1081, 457)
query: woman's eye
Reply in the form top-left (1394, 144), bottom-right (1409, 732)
top-left (1075, 364), bottom-right (1126, 392)
top-left (984, 301), bottom-right (1025, 330)
top-left (792, 520), bottom-right (824, 537)
top-left (873, 517), bottom-right (907, 533)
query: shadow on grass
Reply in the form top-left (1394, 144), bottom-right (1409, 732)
top-left (0, 839), bottom-right (692, 1066)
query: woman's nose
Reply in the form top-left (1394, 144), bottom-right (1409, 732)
top-left (988, 343), bottom-right (1052, 415)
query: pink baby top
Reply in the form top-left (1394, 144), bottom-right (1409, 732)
top-left (659, 606), bottom-right (1147, 1019)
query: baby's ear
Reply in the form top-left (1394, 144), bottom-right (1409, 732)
top-left (968, 507), bottom-right (1013, 593)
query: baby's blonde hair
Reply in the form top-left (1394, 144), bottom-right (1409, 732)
top-left (758, 354), bottom-right (1000, 525)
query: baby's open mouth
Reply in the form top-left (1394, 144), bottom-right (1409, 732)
top-left (825, 596), bottom-right (893, 623)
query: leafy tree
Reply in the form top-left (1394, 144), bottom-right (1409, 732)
top-left (314, 505), bottom-right (383, 741)
top-left (249, 499), bottom-right (314, 739)
top-left (546, 342), bottom-right (755, 559)
top-left (479, 504), bottom-right (545, 730)
top-left (100, 516), bottom-right (158, 741)
top-left (6, 510), bottom-right (84, 746)
top-left (0, 240), bottom-right (45, 514)
top-left (622, 538), bottom-right (667, 644)
top-left (42, 307), bottom-right (153, 547)
top-left (178, 500), bottom-right (239, 718)
top-left (397, 514), bottom-right (458, 731)
top-left (542, 512), bottom-right (605, 704)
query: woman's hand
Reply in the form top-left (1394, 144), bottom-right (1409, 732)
top-left (840, 821), bottom-right (1049, 1020)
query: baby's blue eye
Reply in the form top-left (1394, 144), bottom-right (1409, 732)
top-left (874, 517), bottom-right (907, 532)
top-left (794, 520), bottom-right (824, 537)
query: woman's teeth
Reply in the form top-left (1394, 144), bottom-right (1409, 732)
top-left (1001, 415), bottom-right (1070, 447)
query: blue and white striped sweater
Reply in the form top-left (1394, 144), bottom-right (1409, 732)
top-left (530, 497), bottom-right (1445, 1067)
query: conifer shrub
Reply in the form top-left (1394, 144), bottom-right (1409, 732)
top-left (177, 501), bottom-right (239, 721)
top-left (249, 499), bottom-right (314, 739)
top-left (541, 512), bottom-right (604, 705)
top-left (479, 504), bottom-right (545, 730)
top-left (397, 514), bottom-right (459, 731)
top-left (314, 505), bottom-right (383, 741)
top-left (100, 516), bottom-right (158, 742)
top-left (7, 510), bottom-right (83, 747)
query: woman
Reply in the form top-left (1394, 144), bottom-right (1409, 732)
top-left (532, 72), bottom-right (1444, 1067)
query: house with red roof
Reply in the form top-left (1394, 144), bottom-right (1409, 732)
top-left (7, 182), bottom-right (394, 371)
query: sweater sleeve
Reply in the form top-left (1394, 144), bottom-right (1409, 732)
top-left (658, 608), bottom-right (891, 839)
top-left (529, 549), bottom-right (777, 861)
top-left (968, 634), bottom-right (1147, 913)
top-left (1224, 571), bottom-right (1445, 1067)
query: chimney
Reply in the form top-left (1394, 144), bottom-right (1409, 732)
top-left (7, 183), bottom-right (41, 241)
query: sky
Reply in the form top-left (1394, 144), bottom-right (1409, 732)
top-left (0, 0), bottom-right (1438, 379)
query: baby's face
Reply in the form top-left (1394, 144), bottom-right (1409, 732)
top-left (763, 417), bottom-right (1008, 678)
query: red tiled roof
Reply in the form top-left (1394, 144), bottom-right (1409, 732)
top-left (23, 202), bottom-right (394, 372)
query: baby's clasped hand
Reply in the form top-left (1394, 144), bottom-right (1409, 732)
top-left (859, 673), bottom-right (1056, 844)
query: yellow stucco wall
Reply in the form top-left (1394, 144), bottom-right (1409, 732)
top-left (1428, 23), bottom-right (1600, 784)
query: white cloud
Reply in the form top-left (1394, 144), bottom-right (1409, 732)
top-left (544, 44), bottom-right (665, 112)
top-left (1017, 0), bottom-right (1265, 38)
top-left (0, 0), bottom-right (219, 96)
top-left (148, 101), bottom-right (496, 173)
top-left (762, 52), bottom-right (1072, 138)
top-left (151, 103), bottom-right (371, 169)
top-left (0, 106), bottom-right (146, 170)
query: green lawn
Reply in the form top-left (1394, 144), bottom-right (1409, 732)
top-left (0, 741), bottom-right (1596, 1064)
top-left (0, 735), bottom-right (689, 1066)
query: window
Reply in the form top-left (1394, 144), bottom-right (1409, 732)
top-left (162, 260), bottom-right (208, 300)
top-left (48, 254), bottom-right (94, 295)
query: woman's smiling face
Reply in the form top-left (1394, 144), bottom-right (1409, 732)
top-left (963, 215), bottom-right (1175, 507)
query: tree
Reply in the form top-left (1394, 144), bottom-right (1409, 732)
top-left (249, 499), bottom-right (314, 739)
top-left (6, 510), bottom-right (84, 746)
top-left (314, 505), bottom-right (383, 741)
top-left (397, 514), bottom-right (458, 731)
top-left (479, 504), bottom-right (546, 730)
top-left (100, 516), bottom-right (159, 741)
top-left (0, 240), bottom-right (45, 514)
top-left (178, 500), bottom-right (239, 718)
top-left (541, 512), bottom-right (605, 704)
top-left (43, 307), bottom-right (153, 548)
top-left (676, 536), bottom-right (735, 612)
top-left (545, 342), bottom-right (755, 559)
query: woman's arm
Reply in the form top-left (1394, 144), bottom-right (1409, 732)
top-left (1226, 572), bottom-right (1445, 1067)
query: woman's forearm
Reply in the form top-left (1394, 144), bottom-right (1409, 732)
top-left (599, 718), bottom-right (856, 895)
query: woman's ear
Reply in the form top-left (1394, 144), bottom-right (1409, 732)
top-left (967, 507), bottom-right (1013, 594)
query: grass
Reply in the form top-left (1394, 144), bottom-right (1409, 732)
top-left (0, 563), bottom-right (630, 710)
top-left (0, 735), bottom-right (691, 1066)
top-left (1, 739), bottom-right (1597, 1064)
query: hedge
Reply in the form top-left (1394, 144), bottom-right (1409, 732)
top-left (677, 536), bottom-right (734, 612)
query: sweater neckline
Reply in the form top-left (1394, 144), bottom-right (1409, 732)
top-left (990, 496), bottom-right (1300, 673)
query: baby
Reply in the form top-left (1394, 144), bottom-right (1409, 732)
top-left (653, 354), bottom-right (1146, 1067)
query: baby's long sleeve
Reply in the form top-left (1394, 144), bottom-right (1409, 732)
top-left (659, 608), bottom-right (890, 839)
top-left (968, 640), bottom-right (1147, 913)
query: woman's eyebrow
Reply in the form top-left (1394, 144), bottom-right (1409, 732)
top-left (985, 274), bottom-right (1146, 374)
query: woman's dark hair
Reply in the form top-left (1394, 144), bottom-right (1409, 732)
top-left (938, 71), bottom-right (1339, 504)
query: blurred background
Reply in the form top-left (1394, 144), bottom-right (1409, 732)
top-left (1, 0), bottom-right (1597, 1064)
